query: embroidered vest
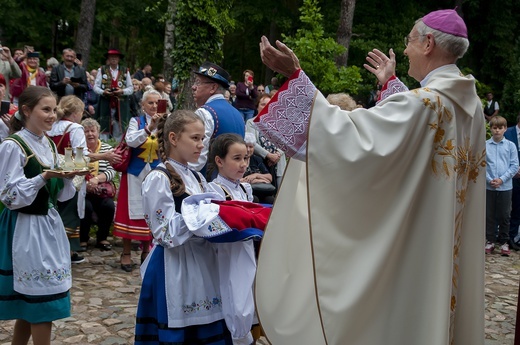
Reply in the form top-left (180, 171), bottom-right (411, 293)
top-left (484, 100), bottom-right (497, 116)
top-left (127, 115), bottom-right (161, 176)
top-left (202, 98), bottom-right (245, 139)
top-left (5, 135), bottom-right (63, 215)
top-left (96, 65), bottom-right (132, 133)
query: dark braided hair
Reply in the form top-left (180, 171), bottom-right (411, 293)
top-left (157, 110), bottom-right (203, 196)
top-left (206, 133), bottom-right (246, 180)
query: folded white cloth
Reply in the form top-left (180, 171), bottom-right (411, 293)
top-left (181, 192), bottom-right (233, 238)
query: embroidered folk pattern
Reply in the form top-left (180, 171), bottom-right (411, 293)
top-left (255, 70), bottom-right (316, 158)
top-left (418, 88), bottom-right (485, 344)
top-left (182, 296), bottom-right (222, 314)
top-left (16, 267), bottom-right (71, 283)
top-left (1, 172), bottom-right (17, 206)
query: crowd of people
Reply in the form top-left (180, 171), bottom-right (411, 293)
top-left (0, 7), bottom-right (513, 345)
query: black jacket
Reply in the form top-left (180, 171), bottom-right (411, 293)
top-left (50, 63), bottom-right (88, 100)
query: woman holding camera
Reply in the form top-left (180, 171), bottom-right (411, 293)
top-left (79, 118), bottom-right (120, 251)
top-left (235, 69), bottom-right (258, 122)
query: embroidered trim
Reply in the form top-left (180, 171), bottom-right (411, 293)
top-left (254, 70), bottom-right (316, 158)
top-left (15, 267), bottom-right (71, 283)
top-left (415, 87), bottom-right (485, 344)
top-left (379, 77), bottom-right (409, 103)
top-left (182, 296), bottom-right (222, 313)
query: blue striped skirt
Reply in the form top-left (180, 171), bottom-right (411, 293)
top-left (135, 246), bottom-right (232, 345)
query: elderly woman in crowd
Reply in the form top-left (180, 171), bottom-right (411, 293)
top-left (79, 118), bottom-right (121, 251)
top-left (113, 89), bottom-right (162, 272)
top-left (245, 93), bottom-right (286, 188)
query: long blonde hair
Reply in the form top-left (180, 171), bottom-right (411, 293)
top-left (156, 110), bottom-right (203, 196)
top-left (56, 95), bottom-right (84, 120)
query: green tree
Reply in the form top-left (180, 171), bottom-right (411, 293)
top-left (282, 0), bottom-right (362, 95)
top-left (171, 0), bottom-right (235, 109)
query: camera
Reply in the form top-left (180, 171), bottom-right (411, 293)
top-left (1, 101), bottom-right (10, 116)
top-left (111, 87), bottom-right (118, 92)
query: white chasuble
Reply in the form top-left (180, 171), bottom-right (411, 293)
top-left (255, 68), bottom-right (486, 345)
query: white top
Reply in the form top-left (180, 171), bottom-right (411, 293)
top-left (141, 159), bottom-right (223, 327)
top-left (208, 175), bottom-right (256, 345)
top-left (190, 94), bottom-right (224, 171)
top-left (0, 129), bottom-right (75, 295)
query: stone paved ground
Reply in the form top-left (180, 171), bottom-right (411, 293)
top-left (1, 244), bottom-right (519, 345)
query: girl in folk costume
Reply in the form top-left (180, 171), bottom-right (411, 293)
top-left (0, 86), bottom-right (87, 345)
top-left (135, 110), bottom-right (233, 344)
top-left (113, 90), bottom-right (161, 272)
top-left (47, 95), bottom-right (88, 263)
top-left (206, 133), bottom-right (257, 345)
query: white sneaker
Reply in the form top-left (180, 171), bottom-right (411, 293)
top-left (485, 241), bottom-right (494, 254)
top-left (500, 243), bottom-right (510, 256)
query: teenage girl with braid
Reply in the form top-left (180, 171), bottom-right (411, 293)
top-left (135, 110), bottom-right (233, 344)
top-left (206, 133), bottom-right (257, 345)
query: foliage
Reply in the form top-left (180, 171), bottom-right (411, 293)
top-left (0, 0), bottom-right (518, 115)
top-left (282, 0), bottom-right (362, 95)
top-left (171, 0), bottom-right (235, 82)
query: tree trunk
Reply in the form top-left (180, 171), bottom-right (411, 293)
top-left (163, 0), bottom-right (176, 81)
top-left (178, 71), bottom-right (196, 110)
top-left (335, 0), bottom-right (356, 67)
top-left (75, 0), bottom-right (96, 69)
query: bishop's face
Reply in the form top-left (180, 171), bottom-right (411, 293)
top-left (404, 26), bottom-right (426, 82)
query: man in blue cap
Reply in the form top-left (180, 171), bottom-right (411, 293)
top-left (190, 62), bottom-right (245, 177)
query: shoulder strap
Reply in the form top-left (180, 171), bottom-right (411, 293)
top-left (6, 134), bottom-right (58, 168)
top-left (190, 169), bottom-right (204, 191)
top-left (56, 122), bottom-right (74, 150)
top-left (201, 104), bottom-right (219, 138)
top-left (239, 183), bottom-right (247, 194)
top-left (216, 183), bottom-right (233, 201)
top-left (4, 135), bottom-right (32, 166)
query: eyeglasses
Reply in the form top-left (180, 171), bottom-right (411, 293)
top-left (257, 89), bottom-right (265, 92)
top-left (193, 80), bottom-right (215, 86)
top-left (404, 34), bottom-right (426, 47)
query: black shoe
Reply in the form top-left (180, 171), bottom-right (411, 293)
top-left (509, 240), bottom-right (520, 251)
top-left (95, 242), bottom-right (113, 251)
top-left (71, 253), bottom-right (85, 264)
top-left (120, 253), bottom-right (133, 272)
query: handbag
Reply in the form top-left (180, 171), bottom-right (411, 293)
top-left (112, 116), bottom-right (142, 172)
top-left (93, 181), bottom-right (117, 198)
top-left (112, 138), bottom-right (131, 172)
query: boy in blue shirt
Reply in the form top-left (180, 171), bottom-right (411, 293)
top-left (486, 116), bottom-right (519, 255)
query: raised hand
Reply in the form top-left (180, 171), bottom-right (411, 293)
top-left (363, 48), bottom-right (396, 85)
top-left (259, 36), bottom-right (301, 77)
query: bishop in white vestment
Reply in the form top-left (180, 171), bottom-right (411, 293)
top-left (254, 9), bottom-right (486, 345)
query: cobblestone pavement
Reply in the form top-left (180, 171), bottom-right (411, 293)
top-left (1, 243), bottom-right (519, 345)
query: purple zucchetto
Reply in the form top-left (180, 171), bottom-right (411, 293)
top-left (422, 9), bottom-right (468, 38)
